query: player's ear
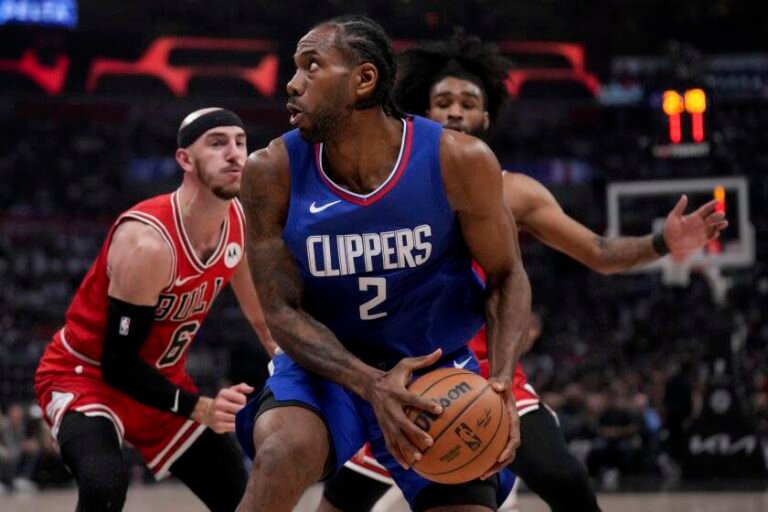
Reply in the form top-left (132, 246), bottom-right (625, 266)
top-left (482, 111), bottom-right (490, 131)
top-left (175, 148), bottom-right (193, 174)
top-left (356, 62), bottom-right (378, 101)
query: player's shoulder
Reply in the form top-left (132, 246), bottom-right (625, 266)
top-left (439, 129), bottom-right (495, 164)
top-left (111, 220), bottom-right (173, 263)
top-left (501, 172), bottom-right (560, 222)
top-left (502, 172), bottom-right (554, 200)
top-left (245, 136), bottom-right (290, 176)
top-left (503, 172), bottom-right (544, 193)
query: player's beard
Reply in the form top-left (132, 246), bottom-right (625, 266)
top-left (195, 163), bottom-right (239, 200)
top-left (299, 83), bottom-right (353, 143)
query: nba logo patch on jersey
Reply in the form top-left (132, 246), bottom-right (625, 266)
top-left (224, 242), bottom-right (242, 268)
top-left (119, 316), bottom-right (131, 336)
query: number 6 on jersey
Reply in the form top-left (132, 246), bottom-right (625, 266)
top-left (358, 277), bottom-right (387, 320)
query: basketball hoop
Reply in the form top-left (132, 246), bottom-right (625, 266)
top-left (660, 250), bottom-right (731, 305)
top-left (661, 251), bottom-right (694, 288)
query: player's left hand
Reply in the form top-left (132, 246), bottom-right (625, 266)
top-left (481, 377), bottom-right (520, 479)
top-left (663, 195), bottom-right (728, 254)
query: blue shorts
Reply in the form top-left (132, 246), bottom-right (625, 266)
top-left (235, 345), bottom-right (516, 508)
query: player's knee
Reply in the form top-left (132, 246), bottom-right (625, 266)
top-left (525, 454), bottom-right (588, 490)
top-left (75, 455), bottom-right (128, 511)
top-left (552, 461), bottom-right (590, 491)
top-left (252, 432), bottom-right (324, 482)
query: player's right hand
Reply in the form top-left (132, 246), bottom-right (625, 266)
top-left (367, 348), bottom-right (444, 470)
top-left (199, 382), bottom-right (254, 434)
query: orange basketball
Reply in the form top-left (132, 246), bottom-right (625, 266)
top-left (406, 367), bottom-right (510, 484)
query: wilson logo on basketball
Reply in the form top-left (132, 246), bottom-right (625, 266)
top-left (413, 381), bottom-right (472, 431)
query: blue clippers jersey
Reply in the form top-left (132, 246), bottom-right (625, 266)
top-left (282, 116), bottom-right (484, 367)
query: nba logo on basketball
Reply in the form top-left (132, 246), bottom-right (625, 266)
top-left (455, 423), bottom-right (482, 450)
top-left (119, 316), bottom-right (131, 336)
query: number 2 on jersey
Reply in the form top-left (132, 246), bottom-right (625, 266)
top-left (359, 277), bottom-right (387, 320)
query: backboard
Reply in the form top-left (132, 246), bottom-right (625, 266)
top-left (606, 176), bottom-right (755, 273)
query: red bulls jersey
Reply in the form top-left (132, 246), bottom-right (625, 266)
top-left (47, 191), bottom-right (245, 382)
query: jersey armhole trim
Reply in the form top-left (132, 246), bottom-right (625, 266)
top-left (116, 212), bottom-right (178, 291)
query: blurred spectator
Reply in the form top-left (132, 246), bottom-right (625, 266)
top-left (587, 387), bottom-right (643, 488)
top-left (663, 360), bottom-right (697, 464)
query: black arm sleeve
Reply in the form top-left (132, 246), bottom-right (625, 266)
top-left (101, 297), bottom-right (199, 418)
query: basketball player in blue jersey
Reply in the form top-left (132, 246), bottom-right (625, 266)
top-left (319, 33), bottom-right (728, 512)
top-left (235, 15), bottom-right (531, 512)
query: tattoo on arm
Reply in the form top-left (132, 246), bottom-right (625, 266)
top-left (239, 149), bottom-right (380, 397)
top-left (592, 234), bottom-right (658, 273)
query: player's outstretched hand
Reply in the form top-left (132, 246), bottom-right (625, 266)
top-left (368, 349), bottom-right (444, 470)
top-left (198, 383), bottom-right (254, 434)
top-left (481, 377), bottom-right (520, 480)
top-left (663, 195), bottom-right (729, 255)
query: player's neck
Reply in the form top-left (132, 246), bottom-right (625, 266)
top-left (176, 183), bottom-right (230, 259)
top-left (322, 110), bottom-right (403, 194)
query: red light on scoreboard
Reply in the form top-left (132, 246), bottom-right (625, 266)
top-left (663, 91), bottom-right (684, 144)
top-left (685, 89), bottom-right (706, 143)
top-left (661, 88), bottom-right (707, 144)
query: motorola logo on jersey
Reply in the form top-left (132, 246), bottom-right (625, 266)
top-left (306, 224), bottom-right (433, 277)
top-left (224, 242), bottom-right (243, 268)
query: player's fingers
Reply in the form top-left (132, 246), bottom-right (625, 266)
top-left (481, 431), bottom-right (519, 480)
top-left (670, 194), bottom-right (688, 216)
top-left (481, 456), bottom-right (514, 480)
top-left (213, 406), bottom-right (237, 419)
top-left (232, 382), bottom-right (255, 395)
top-left (704, 212), bottom-right (727, 223)
top-left (218, 389), bottom-right (248, 405)
top-left (500, 401), bottom-right (520, 462)
top-left (392, 428), bottom-right (424, 467)
top-left (213, 421), bottom-right (236, 434)
top-left (395, 389), bottom-right (443, 415)
top-left (693, 199), bottom-right (718, 218)
top-left (706, 221), bottom-right (728, 237)
top-left (497, 432), bottom-right (520, 463)
top-left (397, 414), bottom-right (434, 451)
top-left (489, 378), bottom-right (511, 394)
top-left (402, 348), bottom-right (443, 371)
top-left (382, 427), bottom-right (411, 469)
top-left (214, 400), bottom-right (243, 415)
top-left (708, 219), bottom-right (729, 231)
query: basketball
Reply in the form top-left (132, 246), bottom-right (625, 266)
top-left (407, 368), bottom-right (510, 484)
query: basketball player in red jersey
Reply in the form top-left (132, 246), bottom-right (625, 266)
top-left (320, 35), bottom-right (728, 512)
top-left (34, 108), bottom-right (276, 511)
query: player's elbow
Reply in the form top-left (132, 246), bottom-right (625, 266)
top-left (591, 259), bottom-right (627, 275)
top-left (101, 353), bottom-right (127, 389)
top-left (590, 261), bottom-right (620, 275)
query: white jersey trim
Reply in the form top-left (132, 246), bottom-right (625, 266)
top-left (171, 191), bottom-right (229, 273)
top-left (150, 421), bottom-right (207, 480)
top-left (342, 459), bottom-right (396, 485)
top-left (232, 198), bottom-right (246, 247)
top-left (518, 403), bottom-right (541, 417)
top-left (74, 404), bottom-right (126, 445)
top-left (317, 119), bottom-right (407, 200)
top-left (60, 328), bottom-right (101, 367)
top-left (515, 398), bottom-right (540, 409)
